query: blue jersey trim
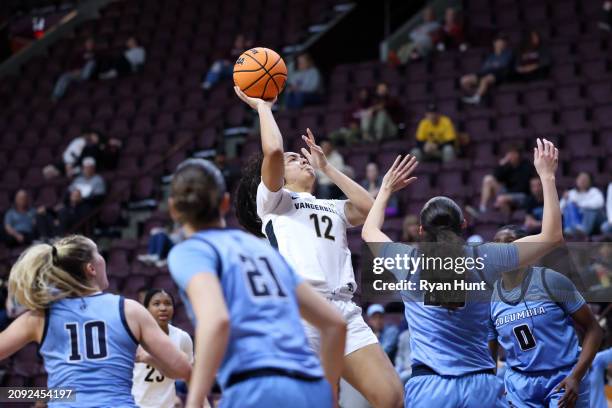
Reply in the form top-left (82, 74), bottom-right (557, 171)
top-left (264, 220), bottom-right (278, 249)
top-left (189, 236), bottom-right (223, 278)
top-left (37, 308), bottom-right (51, 357)
top-left (119, 296), bottom-right (139, 345)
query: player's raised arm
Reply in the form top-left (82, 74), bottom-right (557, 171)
top-left (362, 155), bottom-right (418, 243)
top-left (234, 86), bottom-right (284, 192)
top-left (513, 138), bottom-right (563, 266)
top-left (184, 273), bottom-right (230, 408)
top-left (124, 299), bottom-right (191, 380)
top-left (0, 310), bottom-right (44, 360)
top-left (296, 282), bottom-right (346, 401)
top-left (301, 128), bottom-right (375, 226)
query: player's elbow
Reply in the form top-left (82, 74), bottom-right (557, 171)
top-left (361, 226), bottom-right (377, 242)
top-left (174, 356), bottom-right (193, 382)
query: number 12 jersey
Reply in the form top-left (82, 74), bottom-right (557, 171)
top-left (256, 182), bottom-right (356, 297)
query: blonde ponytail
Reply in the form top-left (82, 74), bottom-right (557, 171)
top-left (8, 235), bottom-right (98, 310)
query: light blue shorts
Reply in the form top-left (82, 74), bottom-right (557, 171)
top-left (219, 375), bottom-right (333, 408)
top-left (405, 372), bottom-right (508, 408)
top-left (505, 366), bottom-right (589, 408)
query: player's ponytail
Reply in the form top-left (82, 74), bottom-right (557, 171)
top-left (419, 196), bottom-right (466, 308)
top-left (234, 154), bottom-right (265, 237)
top-left (8, 235), bottom-right (98, 310)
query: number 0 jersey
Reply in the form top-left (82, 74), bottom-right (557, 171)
top-left (132, 324), bottom-right (193, 408)
top-left (40, 293), bottom-right (138, 408)
top-left (489, 267), bottom-right (585, 372)
top-left (256, 181), bottom-right (356, 297)
top-left (168, 228), bottom-right (323, 390)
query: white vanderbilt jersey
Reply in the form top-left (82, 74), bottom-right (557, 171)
top-left (132, 324), bottom-right (194, 408)
top-left (256, 181), bottom-right (357, 296)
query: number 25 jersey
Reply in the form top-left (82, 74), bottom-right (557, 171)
top-left (256, 182), bottom-right (356, 297)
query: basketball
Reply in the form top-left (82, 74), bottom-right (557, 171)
top-left (233, 47), bottom-right (287, 100)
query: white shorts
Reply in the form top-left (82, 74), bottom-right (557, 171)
top-left (303, 299), bottom-right (379, 356)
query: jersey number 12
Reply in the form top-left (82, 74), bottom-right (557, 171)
top-left (310, 214), bottom-right (335, 241)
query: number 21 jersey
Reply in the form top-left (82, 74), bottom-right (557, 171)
top-left (256, 182), bottom-right (356, 297)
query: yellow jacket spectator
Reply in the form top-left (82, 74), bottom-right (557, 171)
top-left (411, 103), bottom-right (457, 162)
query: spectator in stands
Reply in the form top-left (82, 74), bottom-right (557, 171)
top-left (514, 30), bottom-right (551, 81)
top-left (366, 304), bottom-right (400, 362)
top-left (361, 162), bottom-right (382, 197)
top-left (461, 34), bottom-right (513, 105)
top-left (468, 145), bottom-right (534, 217)
top-left (329, 87), bottom-right (372, 146)
top-left (68, 157), bottom-right (106, 205)
top-left (397, 7), bottom-right (441, 63)
top-left (410, 102), bottom-right (456, 162)
top-left (437, 7), bottom-right (466, 52)
top-left (42, 129), bottom-right (106, 179)
top-left (201, 34), bottom-right (251, 90)
top-left (599, 1), bottom-right (612, 31)
top-left (523, 177), bottom-right (544, 233)
top-left (51, 37), bottom-right (97, 101)
top-left (599, 182), bottom-right (612, 235)
top-left (560, 172), bottom-right (606, 236)
top-left (137, 224), bottom-right (185, 268)
top-left (362, 82), bottom-right (402, 141)
top-left (57, 189), bottom-right (90, 235)
top-left (361, 162), bottom-right (399, 216)
top-left (285, 53), bottom-right (322, 109)
top-left (316, 138), bottom-right (346, 199)
top-left (395, 329), bottom-right (412, 384)
top-left (401, 214), bottom-right (419, 242)
top-left (3, 190), bottom-right (37, 247)
top-left (586, 244), bottom-right (612, 289)
top-left (78, 131), bottom-right (122, 172)
top-left (99, 36), bottom-right (146, 79)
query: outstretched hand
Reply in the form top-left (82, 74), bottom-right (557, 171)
top-left (533, 138), bottom-right (559, 178)
top-left (300, 128), bottom-right (329, 171)
top-left (234, 86), bottom-right (276, 110)
top-left (380, 155), bottom-right (418, 195)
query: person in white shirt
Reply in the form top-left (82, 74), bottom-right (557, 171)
top-left (233, 87), bottom-right (403, 408)
top-left (100, 37), bottom-right (146, 79)
top-left (560, 172), bottom-right (606, 236)
top-left (316, 139), bottom-right (347, 199)
top-left (132, 289), bottom-right (207, 408)
top-left (601, 182), bottom-right (612, 235)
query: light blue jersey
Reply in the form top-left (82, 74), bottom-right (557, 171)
top-left (382, 242), bottom-right (518, 408)
top-left (168, 229), bottom-right (324, 392)
top-left (382, 242), bottom-right (518, 376)
top-left (589, 349), bottom-right (612, 408)
top-left (490, 267), bottom-right (585, 372)
top-left (490, 267), bottom-right (589, 408)
top-left (40, 293), bottom-right (138, 408)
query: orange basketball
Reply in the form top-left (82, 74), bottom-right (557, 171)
top-left (233, 47), bottom-right (287, 100)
